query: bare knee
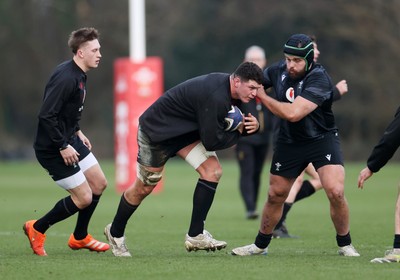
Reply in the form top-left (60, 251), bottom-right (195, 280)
top-left (325, 188), bottom-right (346, 205)
top-left (268, 176), bottom-right (294, 205)
top-left (72, 191), bottom-right (93, 209)
top-left (198, 163), bottom-right (223, 182)
top-left (85, 170), bottom-right (108, 195)
top-left (211, 165), bottom-right (223, 181)
top-left (92, 177), bottom-right (107, 194)
top-left (268, 189), bottom-right (288, 205)
top-left (182, 142), bottom-right (222, 181)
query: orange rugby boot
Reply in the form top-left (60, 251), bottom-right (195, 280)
top-left (23, 220), bottom-right (47, 256)
top-left (68, 233), bottom-right (110, 252)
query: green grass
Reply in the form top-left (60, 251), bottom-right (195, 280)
top-left (1, 159), bottom-right (400, 279)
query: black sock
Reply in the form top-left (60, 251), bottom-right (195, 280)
top-left (34, 196), bottom-right (80, 234)
top-left (294, 180), bottom-right (316, 203)
top-left (110, 194), bottom-right (138, 238)
top-left (188, 179), bottom-right (218, 237)
top-left (336, 232), bottom-right (352, 247)
top-left (393, 234), bottom-right (400, 249)
top-left (73, 194), bottom-right (101, 240)
top-left (275, 203), bottom-right (292, 229)
top-left (255, 231), bottom-right (272, 249)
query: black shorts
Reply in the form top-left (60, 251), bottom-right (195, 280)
top-left (270, 131), bottom-right (343, 178)
top-left (137, 126), bottom-right (199, 167)
top-left (35, 137), bottom-right (91, 181)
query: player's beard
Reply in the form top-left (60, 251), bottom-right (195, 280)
top-left (287, 67), bottom-right (306, 80)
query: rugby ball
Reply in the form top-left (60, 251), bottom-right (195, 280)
top-left (224, 105), bottom-right (243, 132)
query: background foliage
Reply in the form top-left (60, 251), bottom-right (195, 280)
top-left (1, 0), bottom-right (399, 160)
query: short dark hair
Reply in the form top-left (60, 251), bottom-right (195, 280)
top-left (233, 61), bottom-right (264, 85)
top-left (68, 27), bottom-right (100, 54)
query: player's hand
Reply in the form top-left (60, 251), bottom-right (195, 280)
top-left (76, 130), bottom-right (92, 150)
top-left (244, 113), bottom-right (259, 134)
top-left (335, 80), bottom-right (348, 96)
top-left (60, 145), bottom-right (80, 166)
top-left (357, 167), bottom-right (373, 189)
top-left (256, 88), bottom-right (267, 99)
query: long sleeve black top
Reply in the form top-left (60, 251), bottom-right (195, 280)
top-left (139, 73), bottom-right (244, 151)
top-left (367, 106), bottom-right (400, 172)
top-left (34, 60), bottom-right (86, 152)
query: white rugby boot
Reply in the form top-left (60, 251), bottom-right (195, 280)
top-left (231, 243), bottom-right (268, 256)
top-left (337, 244), bottom-right (360, 257)
top-left (185, 230), bottom-right (227, 252)
top-left (104, 223), bottom-right (131, 257)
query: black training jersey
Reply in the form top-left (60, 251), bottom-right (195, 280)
top-left (367, 106), bottom-right (400, 173)
top-left (139, 73), bottom-right (241, 151)
top-left (34, 60), bottom-right (87, 152)
top-left (264, 60), bottom-right (337, 143)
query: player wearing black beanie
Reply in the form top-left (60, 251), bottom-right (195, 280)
top-left (283, 34), bottom-right (314, 71)
top-left (231, 33), bottom-right (360, 258)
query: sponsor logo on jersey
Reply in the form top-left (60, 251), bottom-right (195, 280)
top-left (326, 154), bottom-right (331, 161)
top-left (286, 87), bottom-right (295, 103)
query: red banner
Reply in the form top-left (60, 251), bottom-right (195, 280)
top-left (114, 57), bottom-right (163, 193)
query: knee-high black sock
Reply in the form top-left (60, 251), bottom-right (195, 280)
top-left (336, 231), bottom-right (352, 247)
top-left (188, 179), bottom-right (218, 237)
top-left (275, 202), bottom-right (292, 229)
top-left (34, 196), bottom-right (80, 234)
top-left (294, 180), bottom-right (316, 203)
top-left (255, 231), bottom-right (272, 249)
top-left (110, 194), bottom-right (139, 238)
top-left (393, 234), bottom-right (400, 249)
top-left (73, 194), bottom-right (101, 240)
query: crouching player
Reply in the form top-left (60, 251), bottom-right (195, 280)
top-left (104, 62), bottom-right (264, 257)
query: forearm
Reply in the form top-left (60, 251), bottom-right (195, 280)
top-left (257, 92), bottom-right (310, 122)
top-left (257, 93), bottom-right (291, 120)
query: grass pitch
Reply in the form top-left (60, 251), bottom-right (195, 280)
top-left (1, 158), bottom-right (399, 279)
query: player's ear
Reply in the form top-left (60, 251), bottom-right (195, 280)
top-left (77, 49), bottom-right (84, 58)
top-left (234, 76), bottom-right (241, 88)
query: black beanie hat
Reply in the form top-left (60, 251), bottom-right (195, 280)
top-left (283, 34), bottom-right (314, 71)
